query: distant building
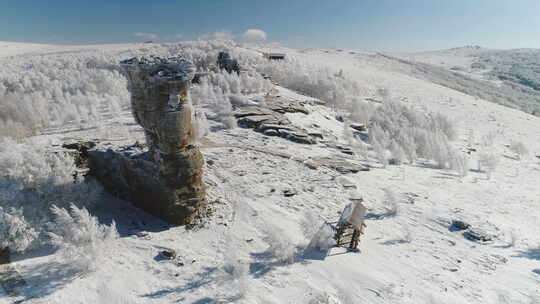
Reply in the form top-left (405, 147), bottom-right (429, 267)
top-left (263, 53), bottom-right (286, 60)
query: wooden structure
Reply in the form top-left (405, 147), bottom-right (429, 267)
top-left (263, 53), bottom-right (286, 60)
top-left (332, 200), bottom-right (367, 250)
top-left (335, 222), bottom-right (362, 249)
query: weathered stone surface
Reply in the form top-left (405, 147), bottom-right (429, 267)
top-left (257, 123), bottom-right (295, 131)
top-left (233, 96), bottom-right (318, 144)
top-left (264, 97), bottom-right (309, 114)
top-left (464, 229), bottom-right (493, 243)
top-left (283, 189), bottom-right (298, 197)
top-left (237, 114), bottom-right (289, 128)
top-left (234, 107), bottom-right (275, 118)
top-left (263, 129), bottom-right (279, 136)
top-left (280, 129), bottom-right (317, 144)
top-left (325, 143), bottom-right (355, 155)
top-left (308, 131), bottom-right (324, 139)
top-left (159, 248), bottom-right (177, 259)
top-left (305, 157), bottom-right (368, 173)
top-left (87, 145), bottom-right (205, 225)
top-left (350, 123), bottom-right (367, 132)
top-left (451, 220), bottom-right (471, 231)
top-left (83, 57), bottom-right (207, 225)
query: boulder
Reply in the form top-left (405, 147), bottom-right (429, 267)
top-left (283, 189), bottom-right (298, 197)
top-left (463, 230), bottom-right (493, 243)
top-left (350, 123), bottom-right (367, 132)
top-left (280, 129), bottom-right (316, 144)
top-left (237, 115), bottom-right (277, 128)
top-left (262, 129), bottom-right (279, 136)
top-left (159, 249), bottom-right (177, 259)
top-left (450, 220), bottom-right (471, 231)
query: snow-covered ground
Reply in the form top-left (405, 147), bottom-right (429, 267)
top-left (1, 41), bottom-right (540, 304)
top-left (0, 41), bottom-right (157, 58)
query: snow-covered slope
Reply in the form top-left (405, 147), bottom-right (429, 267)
top-left (390, 46), bottom-right (540, 114)
top-left (1, 42), bottom-right (540, 304)
top-left (0, 41), bottom-right (156, 58)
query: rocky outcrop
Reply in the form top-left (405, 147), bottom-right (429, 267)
top-left (305, 157), bottom-right (368, 173)
top-left (74, 57), bottom-right (206, 225)
top-left (234, 95), bottom-right (319, 144)
top-left (350, 123), bottom-right (366, 132)
top-left (86, 144), bottom-right (205, 225)
top-left (450, 220), bottom-right (471, 231)
top-left (257, 124), bottom-right (316, 144)
top-left (464, 229), bottom-right (493, 243)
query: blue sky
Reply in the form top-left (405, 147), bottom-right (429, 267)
top-left (1, 0), bottom-right (540, 51)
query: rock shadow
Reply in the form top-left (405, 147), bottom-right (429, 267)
top-left (192, 295), bottom-right (245, 304)
top-left (515, 248), bottom-right (540, 260)
top-left (141, 267), bottom-right (220, 299)
top-left (91, 194), bottom-right (172, 238)
top-left (7, 261), bottom-right (81, 302)
top-left (380, 239), bottom-right (410, 245)
top-left (365, 211), bottom-right (396, 220)
top-left (248, 245), bottom-right (334, 278)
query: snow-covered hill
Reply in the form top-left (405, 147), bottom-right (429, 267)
top-left (1, 41), bottom-right (540, 304)
top-left (392, 46), bottom-right (540, 114)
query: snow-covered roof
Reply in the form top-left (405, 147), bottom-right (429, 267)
top-left (264, 52), bottom-right (286, 58)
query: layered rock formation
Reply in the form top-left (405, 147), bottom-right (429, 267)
top-left (234, 95), bottom-right (320, 144)
top-left (82, 57), bottom-right (206, 225)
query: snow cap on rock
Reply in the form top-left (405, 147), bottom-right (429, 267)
top-left (120, 56), bottom-right (194, 81)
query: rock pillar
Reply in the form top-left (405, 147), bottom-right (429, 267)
top-left (91, 56), bottom-right (206, 225)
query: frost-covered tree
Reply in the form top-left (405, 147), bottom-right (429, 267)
top-left (349, 100), bottom-right (375, 126)
top-left (263, 226), bottom-right (296, 264)
top-left (342, 120), bottom-right (354, 145)
top-left (509, 141), bottom-right (528, 160)
top-left (371, 138), bottom-right (388, 168)
top-left (49, 204), bottom-right (119, 273)
top-left (0, 39), bottom-right (273, 139)
top-left (389, 140), bottom-right (406, 165)
top-left (214, 97), bottom-right (237, 129)
top-left (0, 137), bottom-right (103, 253)
top-left (255, 56), bottom-right (367, 110)
top-left (451, 152), bottom-right (470, 178)
top-left (478, 151), bottom-right (499, 179)
top-left (368, 99), bottom-right (457, 168)
top-left (357, 141), bottom-right (370, 162)
top-left (383, 188), bottom-right (399, 217)
top-left (192, 109), bottom-right (210, 143)
top-left (0, 207), bottom-right (38, 252)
